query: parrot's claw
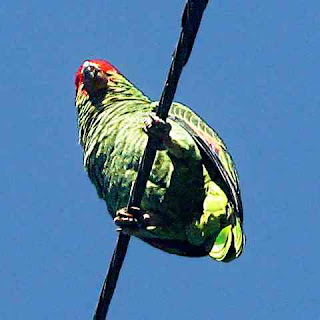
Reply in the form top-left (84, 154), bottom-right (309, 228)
top-left (114, 207), bottom-right (157, 232)
top-left (114, 207), bottom-right (139, 230)
top-left (143, 114), bottom-right (171, 147)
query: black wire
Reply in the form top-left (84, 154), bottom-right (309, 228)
top-left (93, 1), bottom-right (209, 319)
top-left (130, 0), bottom-right (209, 212)
top-left (93, 234), bottom-right (130, 320)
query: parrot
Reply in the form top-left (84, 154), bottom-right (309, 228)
top-left (75, 59), bottom-right (245, 262)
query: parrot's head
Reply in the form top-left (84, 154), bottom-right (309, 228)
top-left (75, 59), bottom-right (120, 97)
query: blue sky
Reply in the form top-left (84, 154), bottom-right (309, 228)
top-left (2, 1), bottom-right (319, 319)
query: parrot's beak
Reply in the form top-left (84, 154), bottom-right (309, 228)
top-left (83, 66), bottom-right (98, 80)
top-left (83, 65), bottom-right (108, 95)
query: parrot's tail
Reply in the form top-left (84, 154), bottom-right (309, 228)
top-left (185, 176), bottom-right (245, 262)
top-left (208, 216), bottom-right (245, 262)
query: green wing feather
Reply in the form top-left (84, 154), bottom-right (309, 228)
top-left (168, 103), bottom-right (245, 261)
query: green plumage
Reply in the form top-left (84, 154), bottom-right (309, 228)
top-left (75, 60), bottom-right (245, 262)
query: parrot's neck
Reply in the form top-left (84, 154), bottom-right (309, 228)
top-left (76, 75), bottom-right (151, 158)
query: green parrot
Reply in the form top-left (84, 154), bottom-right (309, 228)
top-left (75, 59), bottom-right (245, 262)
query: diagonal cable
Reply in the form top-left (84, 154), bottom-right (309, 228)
top-left (93, 1), bottom-right (209, 319)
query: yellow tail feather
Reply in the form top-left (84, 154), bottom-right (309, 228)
top-left (209, 218), bottom-right (244, 262)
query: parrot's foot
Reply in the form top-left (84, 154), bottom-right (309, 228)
top-left (143, 113), bottom-right (186, 158)
top-left (114, 207), bottom-right (157, 233)
top-left (114, 207), bottom-right (139, 230)
top-left (143, 114), bottom-right (172, 149)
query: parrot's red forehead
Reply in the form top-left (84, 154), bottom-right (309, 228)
top-left (75, 59), bottom-right (118, 91)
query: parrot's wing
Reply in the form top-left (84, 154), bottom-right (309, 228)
top-left (169, 103), bottom-right (243, 221)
